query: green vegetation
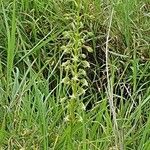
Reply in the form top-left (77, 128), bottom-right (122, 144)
top-left (0, 0), bottom-right (150, 149)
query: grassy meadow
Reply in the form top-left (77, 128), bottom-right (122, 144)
top-left (0, 0), bottom-right (150, 149)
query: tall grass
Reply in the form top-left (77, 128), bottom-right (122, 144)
top-left (0, 0), bottom-right (150, 149)
top-left (2, 0), bottom-right (16, 95)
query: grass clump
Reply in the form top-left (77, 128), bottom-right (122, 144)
top-left (0, 0), bottom-right (150, 149)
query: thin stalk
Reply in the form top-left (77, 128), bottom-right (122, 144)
top-left (105, 8), bottom-right (123, 150)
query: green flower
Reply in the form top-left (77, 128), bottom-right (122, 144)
top-left (61, 60), bottom-right (70, 67)
top-left (83, 45), bottom-right (93, 52)
top-left (82, 60), bottom-right (90, 68)
top-left (79, 69), bottom-right (86, 76)
top-left (62, 77), bottom-right (70, 84)
top-left (72, 74), bottom-right (79, 81)
top-left (81, 78), bottom-right (88, 86)
top-left (78, 87), bottom-right (86, 96)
